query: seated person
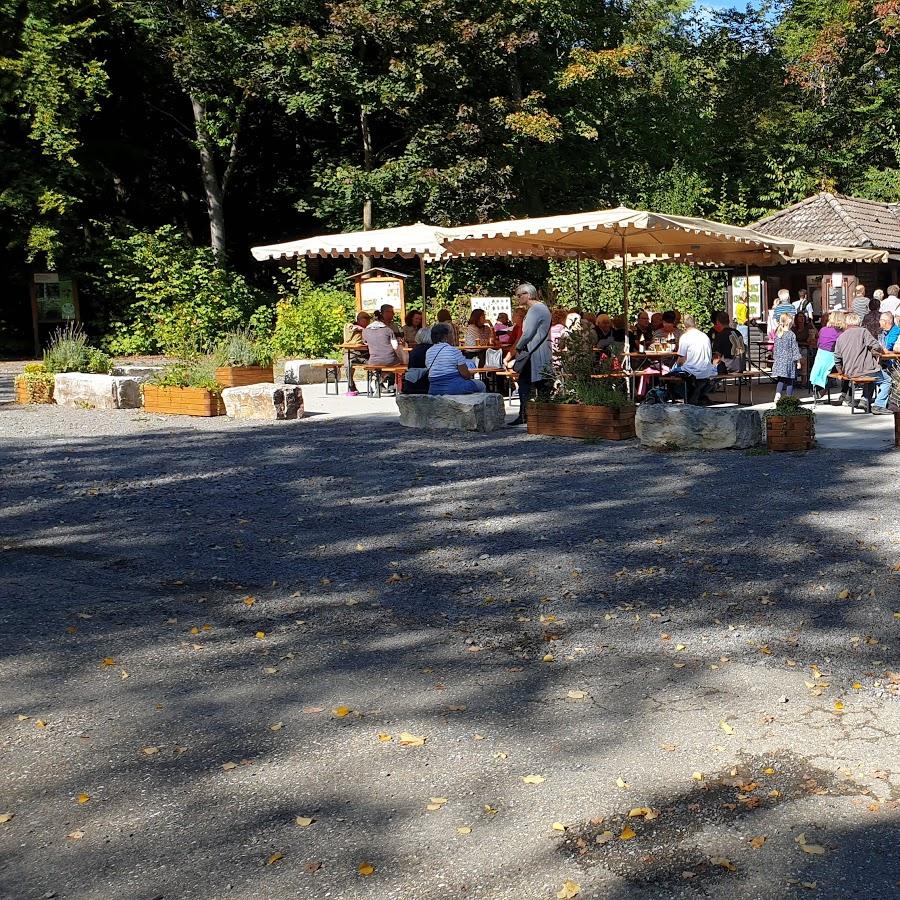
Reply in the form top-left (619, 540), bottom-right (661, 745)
top-left (878, 311), bottom-right (900, 355)
top-left (611, 314), bottom-right (628, 343)
top-left (595, 312), bottom-right (617, 352)
top-left (426, 323), bottom-right (486, 395)
top-left (407, 326), bottom-right (433, 368)
top-left (630, 310), bottom-right (654, 350)
top-left (363, 313), bottom-right (408, 367)
top-left (549, 307), bottom-right (568, 352)
top-left (653, 310), bottom-right (683, 349)
top-left (379, 303), bottom-right (403, 337)
top-left (465, 308), bottom-right (493, 346)
top-left (494, 312), bottom-right (513, 346)
top-left (436, 308), bottom-right (459, 346)
top-left (402, 310), bottom-right (423, 345)
top-left (343, 310), bottom-right (371, 396)
top-left (707, 310), bottom-right (744, 373)
top-left (675, 315), bottom-right (717, 404)
top-left (834, 311), bottom-right (890, 413)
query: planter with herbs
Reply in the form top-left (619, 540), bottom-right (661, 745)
top-left (213, 328), bottom-right (273, 388)
top-left (143, 359), bottom-right (225, 416)
top-left (525, 327), bottom-right (636, 440)
top-left (765, 396), bottom-right (815, 451)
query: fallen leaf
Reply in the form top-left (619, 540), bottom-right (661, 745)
top-left (522, 774), bottom-right (545, 784)
top-left (750, 835), bottom-right (767, 849)
top-left (66, 626), bottom-right (77, 635)
top-left (302, 706), bottom-right (323, 714)
top-left (398, 731), bottom-right (426, 747)
top-left (255, 631), bottom-right (266, 640)
top-left (615, 777), bottom-right (629, 789)
top-left (556, 879), bottom-right (581, 899)
top-left (243, 596), bottom-right (255, 607)
top-left (660, 743), bottom-right (676, 752)
top-left (16, 714), bottom-right (29, 721)
top-left (852, 682), bottom-right (862, 690)
top-left (720, 721), bottom-right (735, 735)
top-left (834, 699), bottom-right (845, 712)
top-left (263, 666), bottom-right (278, 675)
top-left (692, 772), bottom-right (704, 781)
top-left (358, 862), bottom-right (375, 876)
top-left (141, 746), bottom-right (159, 756)
top-left (712, 857), bottom-right (736, 872)
top-left (67, 829), bottom-right (84, 840)
top-left (77, 793), bottom-right (89, 804)
top-left (675, 643), bottom-right (686, 651)
top-left (618, 825), bottom-right (636, 840)
top-left (542, 653), bottom-right (555, 662)
top-left (386, 573), bottom-right (402, 584)
top-left (456, 826), bottom-right (472, 835)
top-left (295, 816), bottom-right (314, 827)
top-left (269, 722), bottom-right (283, 732)
top-left (567, 690), bottom-right (585, 700)
top-left (34, 719), bottom-right (47, 729)
top-left (304, 861), bottom-right (322, 873)
top-left (595, 830), bottom-right (614, 845)
top-left (120, 670), bottom-right (129, 679)
top-left (763, 767), bottom-right (776, 775)
top-left (673, 662), bottom-right (686, 668)
top-left (332, 706), bottom-right (350, 718)
top-left (801, 843), bottom-right (826, 855)
top-left (494, 751), bottom-right (508, 759)
top-left (551, 821), bottom-right (567, 832)
top-left (0, 813), bottom-right (13, 824)
top-left (483, 805), bottom-right (499, 816)
top-left (221, 762), bottom-right (238, 771)
top-left (101, 657), bottom-right (115, 667)
top-left (426, 797), bottom-right (448, 811)
top-left (628, 807), bottom-right (654, 818)
top-left (266, 852), bottom-right (283, 866)
top-left (377, 733), bottom-right (392, 742)
top-left (837, 589), bottom-right (850, 600)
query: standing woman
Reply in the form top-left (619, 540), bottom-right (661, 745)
top-left (771, 312), bottom-right (801, 402)
top-left (810, 310), bottom-right (844, 401)
top-left (505, 284), bottom-right (551, 425)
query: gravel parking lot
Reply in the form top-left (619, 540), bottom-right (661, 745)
top-left (1, 400), bottom-right (898, 900)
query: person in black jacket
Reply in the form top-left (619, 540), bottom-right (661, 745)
top-left (707, 311), bottom-right (743, 373)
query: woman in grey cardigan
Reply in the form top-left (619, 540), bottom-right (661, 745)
top-left (505, 283), bottom-right (551, 425)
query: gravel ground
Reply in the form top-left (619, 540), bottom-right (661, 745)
top-left (1, 402), bottom-right (899, 900)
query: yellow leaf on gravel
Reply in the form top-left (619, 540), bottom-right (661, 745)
top-left (34, 719), bottom-right (47, 729)
top-left (763, 767), bottom-right (776, 775)
top-left (675, 644), bottom-right (686, 651)
top-left (77, 793), bottom-right (89, 804)
top-left (551, 822), bottom-right (567, 831)
top-left (243, 596), bottom-right (255, 607)
top-left (556, 879), bottom-right (581, 899)
top-left (358, 862), bottom-right (375, 876)
top-left (101, 657), bottom-right (115, 667)
top-left (750, 835), bottom-right (767, 849)
top-left (255, 631), bottom-right (266, 640)
top-left (221, 762), bottom-right (238, 771)
top-left (692, 772), bottom-right (704, 781)
top-left (834, 699), bottom-right (845, 712)
top-left (522, 774), bottom-right (545, 784)
top-left (852, 682), bottom-right (862, 690)
top-left (190, 626), bottom-right (200, 635)
top-left (0, 813), bottom-right (13, 824)
top-left (377, 733), bottom-right (392, 742)
top-left (615, 777), bottom-right (629, 789)
top-left (567, 690), bottom-right (585, 700)
top-left (295, 816), bottom-right (314, 827)
top-left (712, 857), bottom-right (736, 872)
top-left (801, 843), bottom-right (825, 855)
top-left (457, 826), bottom-right (472, 834)
top-left (398, 731), bottom-right (426, 747)
top-left (265, 852), bottom-right (283, 866)
top-left (618, 825), bottom-right (636, 840)
top-left (142, 746), bottom-right (159, 756)
top-left (332, 706), bottom-right (350, 718)
top-left (16, 714), bottom-right (29, 721)
top-left (269, 723), bottom-right (283, 732)
top-left (67, 829), bottom-right (83, 840)
top-left (542, 653), bottom-right (555, 662)
top-left (628, 807), bottom-right (651, 818)
top-left (837, 589), bottom-right (850, 599)
top-left (720, 721), bottom-right (735, 735)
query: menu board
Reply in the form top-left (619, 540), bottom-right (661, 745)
top-left (730, 275), bottom-right (762, 321)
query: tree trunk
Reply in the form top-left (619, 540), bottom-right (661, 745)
top-left (360, 106), bottom-right (373, 272)
top-left (190, 93), bottom-right (227, 259)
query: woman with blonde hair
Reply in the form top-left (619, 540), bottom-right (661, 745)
top-left (810, 309), bottom-right (845, 401)
top-left (771, 312), bottom-right (801, 401)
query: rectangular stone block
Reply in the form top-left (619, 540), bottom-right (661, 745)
top-left (283, 359), bottom-right (336, 384)
top-left (635, 403), bottom-right (762, 449)
top-left (222, 383), bottom-right (304, 420)
top-left (396, 393), bottom-right (505, 432)
top-left (110, 365), bottom-right (164, 382)
top-left (54, 373), bottom-right (142, 410)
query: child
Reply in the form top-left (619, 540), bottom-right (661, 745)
top-left (771, 312), bottom-right (801, 401)
top-left (494, 312), bottom-right (512, 347)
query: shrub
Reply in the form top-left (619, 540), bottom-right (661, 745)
top-left (15, 371), bottom-right (55, 403)
top-left (765, 395), bottom-right (814, 419)
top-left (213, 327), bottom-right (271, 367)
top-left (151, 357), bottom-right (221, 393)
top-left (23, 362), bottom-right (47, 374)
top-left (549, 325), bottom-right (633, 409)
top-left (43, 324), bottom-right (111, 374)
top-left (271, 268), bottom-right (354, 360)
top-left (91, 225), bottom-right (264, 355)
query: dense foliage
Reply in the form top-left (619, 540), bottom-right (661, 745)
top-left (3, 1), bottom-right (900, 352)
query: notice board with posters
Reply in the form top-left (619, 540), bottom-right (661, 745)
top-left (729, 275), bottom-right (763, 321)
top-left (30, 272), bottom-right (80, 356)
top-left (470, 296), bottom-right (512, 324)
top-left (351, 270), bottom-right (406, 322)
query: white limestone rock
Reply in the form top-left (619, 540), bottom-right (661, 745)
top-left (53, 373), bottom-right (142, 410)
top-left (396, 393), bottom-right (505, 433)
top-left (222, 383), bottom-right (304, 420)
top-left (636, 403), bottom-right (762, 450)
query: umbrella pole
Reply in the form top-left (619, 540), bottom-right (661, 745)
top-left (576, 258), bottom-right (582, 307)
top-left (420, 254), bottom-right (427, 324)
top-left (621, 234), bottom-right (631, 373)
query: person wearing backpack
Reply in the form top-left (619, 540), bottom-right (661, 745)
top-left (707, 311), bottom-right (745, 373)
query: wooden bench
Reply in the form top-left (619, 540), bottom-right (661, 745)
top-left (710, 371), bottom-right (753, 406)
top-left (363, 364), bottom-right (407, 398)
top-left (830, 373), bottom-right (878, 413)
top-left (308, 360), bottom-right (341, 396)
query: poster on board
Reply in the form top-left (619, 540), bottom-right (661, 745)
top-left (359, 278), bottom-right (403, 314)
top-left (470, 296), bottom-right (512, 323)
top-left (730, 275), bottom-right (762, 321)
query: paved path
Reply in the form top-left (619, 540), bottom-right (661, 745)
top-left (1, 389), bottom-right (899, 900)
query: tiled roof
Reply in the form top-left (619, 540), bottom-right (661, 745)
top-left (753, 193), bottom-right (900, 251)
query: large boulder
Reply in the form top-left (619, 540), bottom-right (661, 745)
top-left (110, 365), bottom-right (163, 382)
top-left (53, 373), bottom-right (142, 410)
top-left (636, 403), bottom-right (762, 450)
top-left (396, 393), bottom-right (505, 433)
top-left (222, 383), bottom-right (304, 420)
top-left (283, 359), bottom-right (337, 385)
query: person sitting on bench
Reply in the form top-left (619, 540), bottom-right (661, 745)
top-left (833, 312), bottom-right (891, 414)
top-left (675, 315), bottom-right (717, 405)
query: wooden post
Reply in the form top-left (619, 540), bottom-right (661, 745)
top-left (420, 255), bottom-right (427, 324)
top-left (575, 257), bottom-right (582, 307)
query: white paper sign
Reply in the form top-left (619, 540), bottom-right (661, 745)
top-left (470, 296), bottom-right (512, 323)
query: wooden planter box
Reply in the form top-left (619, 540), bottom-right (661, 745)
top-left (15, 375), bottom-right (54, 404)
top-left (214, 365), bottom-right (273, 388)
top-left (143, 384), bottom-right (225, 416)
top-left (766, 415), bottom-right (815, 451)
top-left (527, 402), bottom-right (636, 440)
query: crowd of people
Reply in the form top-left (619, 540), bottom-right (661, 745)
top-left (339, 281), bottom-right (900, 416)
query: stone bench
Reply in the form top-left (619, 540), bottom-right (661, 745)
top-left (222, 383), bottom-right (304, 420)
top-left (636, 403), bottom-right (762, 450)
top-left (283, 359), bottom-right (337, 385)
top-left (396, 393), bottom-right (505, 433)
top-left (54, 373), bottom-right (142, 410)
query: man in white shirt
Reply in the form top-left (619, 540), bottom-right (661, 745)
top-left (880, 284), bottom-right (900, 317)
top-left (676, 315), bottom-right (717, 404)
top-left (792, 289), bottom-right (813, 318)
